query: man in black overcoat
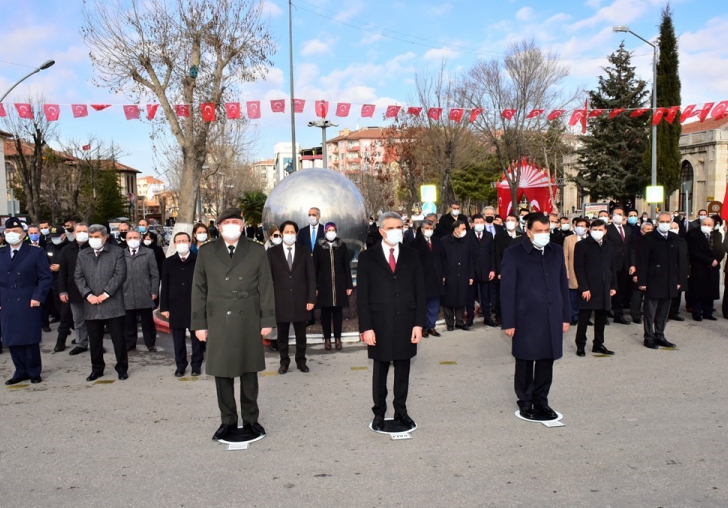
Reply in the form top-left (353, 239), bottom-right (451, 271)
top-left (440, 220), bottom-right (474, 331)
top-left (358, 212), bottom-right (426, 432)
top-left (605, 207), bottom-right (632, 324)
top-left (466, 214), bottom-right (496, 327)
top-left (573, 220), bottom-right (618, 356)
top-left (435, 202), bottom-right (469, 238)
top-left (685, 217), bottom-right (723, 321)
top-left (494, 214), bottom-right (523, 324)
top-left (411, 219), bottom-right (443, 337)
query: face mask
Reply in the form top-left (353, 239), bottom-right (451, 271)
top-left (600, 216), bottom-right (610, 223)
top-left (423, 229), bottom-right (434, 238)
top-left (29, 233), bottom-right (40, 242)
top-left (485, 216), bottom-right (494, 224)
top-left (308, 216), bottom-right (318, 226)
top-left (458, 230), bottom-right (467, 239)
top-left (474, 224), bottom-right (485, 233)
top-left (384, 229), bottom-right (403, 245)
top-left (505, 221), bottom-right (517, 231)
top-left (40, 228), bottom-right (50, 236)
top-left (628, 216), bottom-right (638, 225)
top-left (657, 222), bottom-right (671, 233)
top-left (561, 224), bottom-right (570, 231)
top-left (138, 226), bottom-right (147, 234)
top-left (325, 231), bottom-right (337, 242)
top-left (283, 234), bottom-right (297, 246)
top-left (612, 214), bottom-right (623, 225)
top-left (715, 225), bottom-right (722, 231)
top-left (66, 232), bottom-right (75, 241)
top-left (76, 232), bottom-right (89, 243)
top-left (451, 210), bottom-right (460, 217)
top-left (221, 224), bottom-right (242, 241)
top-left (88, 238), bottom-right (104, 250)
top-left (119, 231), bottom-right (128, 240)
top-left (575, 226), bottom-right (586, 236)
top-left (549, 222), bottom-right (558, 230)
top-left (519, 217), bottom-right (526, 223)
top-left (65, 227), bottom-right (74, 234)
top-left (368, 221), bottom-right (373, 226)
top-left (699, 216), bottom-right (707, 222)
top-left (127, 239), bottom-right (141, 249)
top-left (143, 239), bottom-right (153, 246)
top-left (590, 231), bottom-right (605, 241)
top-left (670, 228), bottom-right (679, 235)
top-left (196, 233), bottom-right (208, 243)
top-left (5, 232), bottom-right (22, 245)
top-left (701, 226), bottom-right (712, 235)
top-left (51, 237), bottom-right (63, 245)
top-left (271, 237), bottom-right (283, 246)
top-left (175, 243), bottom-right (190, 255)
top-left (531, 232), bottom-right (550, 248)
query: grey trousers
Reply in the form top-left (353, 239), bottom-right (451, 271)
top-left (643, 297), bottom-right (671, 343)
top-left (69, 302), bottom-right (89, 349)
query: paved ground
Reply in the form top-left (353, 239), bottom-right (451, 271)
top-left (1, 315), bottom-right (727, 508)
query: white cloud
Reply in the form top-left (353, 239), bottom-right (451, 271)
top-left (585, 0), bottom-right (602, 8)
top-left (261, 0), bottom-right (283, 17)
top-left (360, 32), bottom-right (384, 45)
top-left (333, 5), bottom-right (362, 23)
top-left (423, 47), bottom-right (459, 60)
top-left (516, 6), bottom-right (534, 22)
top-left (428, 3), bottom-right (452, 16)
top-left (300, 38), bottom-right (338, 56)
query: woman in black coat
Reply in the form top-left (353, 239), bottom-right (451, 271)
top-left (685, 219), bottom-right (724, 320)
top-left (439, 221), bottom-right (474, 331)
top-left (312, 222), bottom-right (353, 350)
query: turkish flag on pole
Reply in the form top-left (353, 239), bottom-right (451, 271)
top-left (680, 103), bottom-right (714, 124)
top-left (270, 99), bottom-right (285, 113)
top-left (147, 104), bottom-right (159, 120)
top-left (43, 104), bottom-right (60, 121)
top-left (449, 108), bottom-right (464, 123)
top-left (246, 101), bottom-right (261, 119)
top-left (315, 100), bottom-right (329, 118)
top-left (547, 109), bottom-right (565, 121)
top-left (469, 108), bottom-right (483, 122)
top-left (15, 103), bottom-right (33, 119)
top-left (201, 102), bottom-right (216, 122)
top-left (174, 104), bottom-right (190, 117)
top-left (361, 104), bottom-right (375, 117)
top-left (124, 105), bottom-right (140, 120)
top-left (82, 144), bottom-right (91, 151)
top-left (711, 101), bottom-right (728, 120)
top-left (569, 101), bottom-right (588, 133)
top-left (335, 102), bottom-right (351, 117)
top-left (526, 109), bottom-right (544, 119)
top-left (0, 103), bottom-right (6, 117)
top-left (90, 104), bottom-right (111, 111)
top-left (501, 109), bottom-right (516, 120)
top-left (72, 104), bottom-right (88, 118)
top-left (407, 106), bottom-right (423, 116)
top-left (652, 107), bottom-right (667, 126)
top-left (385, 105), bottom-right (401, 118)
top-left (225, 102), bottom-right (241, 119)
top-left (293, 99), bottom-right (305, 113)
top-left (427, 107), bottom-right (442, 120)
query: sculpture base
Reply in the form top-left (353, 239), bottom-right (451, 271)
top-left (368, 419), bottom-right (418, 435)
top-left (216, 426), bottom-right (266, 445)
top-left (515, 410), bottom-right (563, 423)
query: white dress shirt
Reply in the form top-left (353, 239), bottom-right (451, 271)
top-left (381, 240), bottom-right (400, 262)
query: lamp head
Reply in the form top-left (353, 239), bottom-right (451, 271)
top-left (39, 60), bottom-right (55, 70)
top-left (612, 25), bottom-right (629, 33)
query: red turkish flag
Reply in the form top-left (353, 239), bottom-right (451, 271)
top-left (361, 104), bottom-right (375, 117)
top-left (72, 104), bottom-right (88, 118)
top-left (501, 109), bottom-right (516, 120)
top-left (90, 104), bottom-right (111, 111)
top-left (174, 104), bottom-right (190, 117)
top-left (722, 186), bottom-right (728, 223)
top-left (608, 108), bottom-right (625, 119)
top-left (146, 104), bottom-right (159, 120)
top-left (710, 101), bottom-right (728, 121)
top-left (0, 103), bottom-right (6, 117)
top-left (336, 103), bottom-right (351, 117)
top-left (469, 108), bottom-right (483, 122)
top-left (246, 101), bottom-right (261, 119)
top-left (569, 109), bottom-right (587, 133)
top-left (588, 109), bottom-right (606, 118)
top-left (43, 104), bottom-right (60, 121)
top-left (665, 106), bottom-right (680, 124)
top-left (547, 109), bottom-right (565, 121)
top-left (124, 105), bottom-right (140, 120)
top-left (270, 99), bottom-right (285, 113)
top-left (82, 144), bottom-right (91, 151)
top-left (315, 100), bottom-right (329, 118)
top-left (629, 108), bottom-right (649, 118)
top-left (293, 99), bottom-right (306, 113)
top-left (449, 108), bottom-right (464, 123)
top-left (407, 106), bottom-right (423, 116)
top-left (225, 102), bottom-right (241, 119)
top-left (652, 107), bottom-right (667, 126)
top-left (15, 103), bottom-right (33, 119)
top-left (427, 107), bottom-right (442, 120)
top-left (526, 109), bottom-right (544, 119)
top-left (680, 103), bottom-right (714, 123)
top-left (385, 105), bottom-right (401, 118)
top-left (201, 102), bottom-right (216, 122)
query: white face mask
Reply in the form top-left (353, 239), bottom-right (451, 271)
top-left (612, 214), bottom-right (623, 225)
top-left (715, 224), bottom-right (722, 231)
top-left (701, 225), bottom-right (712, 235)
top-left (669, 228), bottom-right (679, 235)
top-left (383, 229), bottom-right (403, 245)
top-left (457, 230), bottom-right (467, 239)
top-left (5, 231), bottom-right (22, 245)
top-left (699, 215), bottom-right (707, 222)
top-left (657, 222), bottom-right (671, 233)
top-left (531, 232), bottom-right (550, 248)
top-left (196, 233), bottom-right (208, 243)
top-left (175, 243), bottom-right (190, 255)
top-left (143, 239), bottom-right (153, 246)
top-left (127, 239), bottom-right (141, 249)
top-left (451, 209), bottom-right (460, 217)
top-left (51, 237), bottom-right (63, 245)
top-left (40, 228), bottom-right (50, 236)
top-left (308, 216), bottom-right (319, 226)
top-left (271, 237), bottom-right (283, 246)
top-left (221, 224), bottom-right (242, 241)
top-left (474, 224), bottom-right (485, 233)
top-left (282, 234), bottom-right (296, 246)
top-left (575, 226), bottom-right (587, 236)
top-left (423, 229), bottom-right (434, 238)
top-left (505, 221), bottom-right (517, 231)
top-left (590, 230), bottom-right (605, 241)
top-left (549, 222), bottom-right (558, 230)
top-left (89, 238), bottom-right (104, 250)
top-left (76, 232), bottom-right (89, 243)
top-left (561, 224), bottom-right (570, 231)
top-left (325, 231), bottom-right (337, 242)
top-left (368, 221), bottom-right (374, 226)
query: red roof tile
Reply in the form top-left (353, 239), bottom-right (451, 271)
top-left (681, 116), bottom-right (728, 134)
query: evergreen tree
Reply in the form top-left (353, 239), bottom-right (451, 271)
top-left (451, 155), bottom-right (502, 207)
top-left (91, 168), bottom-right (127, 225)
top-left (575, 43), bottom-right (650, 207)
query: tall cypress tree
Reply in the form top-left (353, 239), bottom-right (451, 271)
top-left (575, 43), bottom-right (650, 208)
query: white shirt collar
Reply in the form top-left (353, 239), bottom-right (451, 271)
top-left (381, 240), bottom-right (400, 261)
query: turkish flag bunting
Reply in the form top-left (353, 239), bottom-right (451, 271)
top-left (385, 105), bottom-right (401, 118)
top-left (407, 106), bottom-right (422, 116)
top-left (469, 108), bottom-right (483, 122)
top-left (147, 104), bottom-right (159, 120)
top-left (569, 109), bottom-right (587, 133)
top-left (501, 109), bottom-right (516, 120)
top-left (90, 104), bottom-right (111, 111)
top-left (547, 109), bottom-right (565, 121)
top-left (0, 103), bottom-right (6, 117)
top-left (449, 108), bottom-right (464, 123)
top-left (225, 102), bottom-right (241, 119)
top-left (608, 108), bottom-right (625, 119)
top-left (270, 99), bottom-right (285, 113)
top-left (665, 106), bottom-right (680, 124)
top-left (315, 100), bottom-right (329, 118)
top-left (124, 105), bottom-right (140, 120)
top-left (293, 99), bottom-right (305, 113)
top-left (711, 101), bottom-right (728, 121)
top-left (427, 107), bottom-right (442, 120)
top-left (361, 104), bottom-right (375, 118)
top-left (247, 101), bottom-right (261, 119)
top-left (335, 102), bottom-right (351, 117)
top-left (629, 108), bottom-right (649, 118)
top-left (174, 104), bottom-right (190, 117)
top-left (526, 109), bottom-right (544, 119)
top-left (652, 107), bottom-right (667, 126)
top-left (15, 103), bottom-right (33, 119)
top-left (588, 109), bottom-right (606, 118)
top-left (680, 103), bottom-right (714, 123)
top-left (82, 144), bottom-right (91, 151)
top-left (201, 102), bottom-right (216, 122)
top-left (72, 104), bottom-right (88, 118)
top-left (44, 104), bottom-right (60, 121)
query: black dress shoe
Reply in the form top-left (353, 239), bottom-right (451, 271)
top-left (212, 424), bottom-right (236, 441)
top-left (632, 318), bottom-right (642, 324)
top-left (484, 318), bottom-right (496, 327)
top-left (655, 338), bottom-right (676, 348)
top-left (248, 422), bottom-right (266, 436)
top-left (613, 317), bottom-right (630, 325)
top-left (446, 326), bottom-right (454, 331)
top-left (118, 372), bottom-right (129, 380)
top-left (592, 344), bottom-right (615, 355)
top-left (174, 370), bottom-right (185, 378)
top-left (68, 346), bottom-right (88, 356)
top-left (147, 346), bottom-right (157, 352)
top-left (456, 324), bottom-right (470, 331)
top-left (372, 415), bottom-right (385, 431)
top-left (518, 402), bottom-right (537, 420)
top-left (5, 376), bottom-right (29, 385)
top-left (669, 314), bottom-right (685, 322)
top-left (704, 315), bottom-right (717, 321)
top-left (324, 338), bottom-right (332, 350)
top-left (191, 370), bottom-right (201, 376)
top-left (587, 320), bottom-right (594, 326)
top-left (576, 347), bottom-right (585, 357)
top-left (278, 363), bottom-right (289, 374)
top-left (30, 376), bottom-right (42, 384)
top-left (534, 403), bottom-right (558, 420)
top-left (42, 326), bottom-right (52, 333)
top-left (692, 315), bottom-right (703, 322)
top-left (53, 340), bottom-right (66, 352)
top-left (86, 372), bottom-right (103, 382)
top-left (429, 328), bottom-right (441, 337)
top-left (298, 363), bottom-right (310, 373)
top-left (335, 338), bottom-right (342, 350)
top-left (643, 340), bottom-right (659, 350)
top-left (394, 413), bottom-right (416, 429)
top-left (422, 330), bottom-right (429, 338)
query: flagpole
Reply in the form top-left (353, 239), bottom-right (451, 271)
top-left (288, 0), bottom-right (297, 177)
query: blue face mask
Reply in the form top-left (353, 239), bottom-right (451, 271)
top-left (627, 216), bottom-right (638, 225)
top-left (138, 226), bottom-right (147, 234)
top-left (29, 233), bottom-right (40, 242)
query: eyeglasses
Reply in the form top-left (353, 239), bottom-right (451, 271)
top-left (308, 214), bottom-right (317, 217)
top-left (272, 234), bottom-right (281, 238)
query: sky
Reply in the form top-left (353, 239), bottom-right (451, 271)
top-left (1, 0), bottom-right (727, 182)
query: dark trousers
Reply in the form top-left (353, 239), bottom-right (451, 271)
top-left (443, 306), bottom-right (465, 327)
top-left (277, 321), bottom-right (307, 366)
top-left (55, 299), bottom-right (74, 340)
top-left (320, 307), bottom-right (343, 339)
top-left (372, 359), bottom-right (411, 417)
top-left (215, 374), bottom-right (259, 426)
top-left (124, 308), bottom-right (157, 349)
top-left (514, 358), bottom-right (554, 408)
top-left (86, 316), bottom-right (128, 375)
top-left (643, 298), bottom-right (671, 343)
top-left (569, 289), bottom-right (580, 321)
top-left (692, 298), bottom-right (715, 319)
top-left (575, 309), bottom-right (606, 347)
top-left (611, 270), bottom-right (631, 318)
top-left (42, 287), bottom-right (59, 326)
top-left (630, 288), bottom-right (644, 321)
top-left (722, 274), bottom-right (728, 317)
top-left (9, 344), bottom-right (42, 378)
top-left (670, 291), bottom-right (683, 317)
top-left (425, 296), bottom-right (440, 329)
top-left (171, 328), bottom-right (203, 372)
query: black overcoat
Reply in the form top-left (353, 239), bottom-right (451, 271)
top-left (435, 213), bottom-right (470, 238)
top-left (573, 236), bottom-right (618, 310)
top-left (58, 241), bottom-right (90, 304)
top-left (411, 234), bottom-right (444, 298)
top-left (160, 252), bottom-right (196, 329)
top-left (637, 231), bottom-right (685, 299)
top-left (312, 238), bottom-right (353, 308)
top-left (606, 223), bottom-right (632, 272)
top-left (439, 235), bottom-right (474, 307)
top-left (357, 244), bottom-right (426, 362)
top-left (500, 237), bottom-right (570, 361)
top-left (267, 243), bottom-right (316, 323)
top-left (467, 229), bottom-right (495, 282)
top-left (494, 230), bottom-right (523, 275)
top-left (686, 228), bottom-right (723, 300)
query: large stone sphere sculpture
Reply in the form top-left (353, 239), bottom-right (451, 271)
top-left (262, 168), bottom-right (368, 259)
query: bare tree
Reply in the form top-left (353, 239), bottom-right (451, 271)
top-left (82, 0), bottom-right (275, 234)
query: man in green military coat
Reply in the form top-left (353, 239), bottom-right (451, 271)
top-left (191, 208), bottom-right (275, 442)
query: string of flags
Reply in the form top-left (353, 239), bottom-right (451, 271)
top-left (1, 99), bottom-right (726, 129)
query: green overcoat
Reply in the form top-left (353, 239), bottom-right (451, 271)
top-left (191, 238), bottom-right (275, 377)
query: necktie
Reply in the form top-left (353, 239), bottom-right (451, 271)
top-left (95, 250), bottom-right (100, 258)
top-left (311, 227), bottom-right (316, 251)
top-left (228, 245), bottom-right (235, 258)
top-left (180, 257), bottom-right (186, 263)
top-left (427, 239), bottom-right (432, 251)
top-left (477, 233), bottom-right (482, 242)
top-left (131, 249), bottom-right (136, 257)
top-left (287, 248), bottom-right (293, 270)
top-left (618, 226), bottom-right (625, 243)
top-left (388, 248), bottom-right (396, 273)
top-left (11, 249), bottom-right (16, 259)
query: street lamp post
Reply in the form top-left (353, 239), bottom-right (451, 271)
top-left (308, 119), bottom-right (338, 169)
top-left (613, 26), bottom-right (657, 218)
top-left (0, 60), bottom-right (56, 103)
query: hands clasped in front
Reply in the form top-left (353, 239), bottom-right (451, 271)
top-left (361, 327), bottom-right (423, 346)
top-left (504, 323), bottom-right (570, 338)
